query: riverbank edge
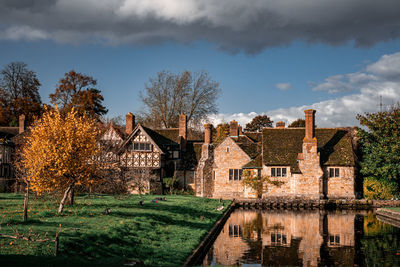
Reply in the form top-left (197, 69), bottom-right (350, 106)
top-left (184, 202), bottom-right (235, 266)
top-left (376, 208), bottom-right (400, 228)
top-left (234, 198), bottom-right (400, 210)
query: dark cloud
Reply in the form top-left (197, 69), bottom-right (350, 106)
top-left (0, 0), bottom-right (399, 53)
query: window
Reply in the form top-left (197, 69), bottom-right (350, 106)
top-left (229, 224), bottom-right (242, 237)
top-left (329, 235), bottom-right (340, 245)
top-left (271, 167), bottom-right (287, 177)
top-left (133, 142), bottom-right (152, 151)
top-left (213, 171), bottom-right (216, 180)
top-left (226, 146), bottom-right (230, 152)
top-left (229, 169), bottom-right (243, 181)
top-left (271, 233), bottom-right (287, 245)
top-left (329, 167), bottom-right (340, 178)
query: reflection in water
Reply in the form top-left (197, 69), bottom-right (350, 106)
top-left (203, 209), bottom-right (400, 266)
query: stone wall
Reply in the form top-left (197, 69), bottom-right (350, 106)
top-left (195, 144), bottom-right (214, 197)
top-left (296, 141), bottom-right (323, 199)
top-left (212, 138), bottom-right (251, 199)
top-left (324, 166), bottom-right (355, 199)
top-left (261, 166), bottom-right (292, 197)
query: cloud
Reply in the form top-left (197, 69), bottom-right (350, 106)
top-left (276, 82), bottom-right (292, 91)
top-left (209, 51), bottom-right (400, 127)
top-left (0, 0), bottom-right (400, 52)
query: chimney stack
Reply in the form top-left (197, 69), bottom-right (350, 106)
top-left (276, 121), bottom-right (285, 128)
top-left (238, 126), bottom-right (243, 136)
top-left (204, 123), bottom-right (212, 144)
top-left (229, 120), bottom-right (239, 137)
top-left (19, 114), bottom-right (25, 134)
top-left (125, 112), bottom-right (135, 135)
top-left (179, 114), bottom-right (187, 150)
top-left (304, 109), bottom-right (316, 141)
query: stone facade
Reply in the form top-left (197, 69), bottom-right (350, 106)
top-left (195, 109), bottom-right (357, 199)
top-left (212, 138), bottom-right (251, 199)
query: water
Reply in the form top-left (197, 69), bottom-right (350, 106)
top-left (202, 209), bottom-right (400, 266)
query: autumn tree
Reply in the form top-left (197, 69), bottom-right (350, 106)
top-left (244, 115), bottom-right (273, 132)
top-left (288, 118), bottom-right (305, 128)
top-left (49, 70), bottom-right (108, 119)
top-left (357, 107), bottom-right (400, 197)
top-left (140, 70), bottom-right (220, 128)
top-left (21, 107), bottom-right (100, 213)
top-left (0, 62), bottom-right (42, 126)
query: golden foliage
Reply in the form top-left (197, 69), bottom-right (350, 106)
top-left (21, 106), bottom-right (101, 194)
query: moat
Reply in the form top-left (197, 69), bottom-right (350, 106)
top-left (202, 209), bottom-right (400, 266)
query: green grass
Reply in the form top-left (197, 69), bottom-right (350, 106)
top-left (0, 193), bottom-right (230, 266)
top-left (386, 207), bottom-right (400, 212)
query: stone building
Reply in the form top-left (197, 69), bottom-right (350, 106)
top-left (195, 109), bottom-right (357, 199)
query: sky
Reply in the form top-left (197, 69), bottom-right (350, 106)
top-left (1, 0), bottom-right (400, 127)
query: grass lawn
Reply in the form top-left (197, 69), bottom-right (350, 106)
top-left (386, 207), bottom-right (400, 213)
top-left (0, 193), bottom-right (230, 266)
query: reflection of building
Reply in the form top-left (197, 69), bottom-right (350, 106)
top-left (204, 210), bottom-right (357, 267)
top-left (196, 109), bottom-right (358, 199)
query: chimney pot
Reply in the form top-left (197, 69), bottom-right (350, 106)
top-left (19, 114), bottom-right (25, 134)
top-left (125, 112), bottom-right (135, 135)
top-left (229, 120), bottom-right (239, 137)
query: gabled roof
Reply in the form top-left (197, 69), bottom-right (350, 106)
top-left (262, 128), bottom-right (356, 173)
top-left (230, 135), bottom-right (261, 159)
top-left (118, 124), bottom-right (165, 154)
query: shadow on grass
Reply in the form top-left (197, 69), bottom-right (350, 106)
top-left (0, 254), bottom-right (121, 267)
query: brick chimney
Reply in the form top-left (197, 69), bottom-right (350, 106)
top-left (179, 114), bottom-right (187, 150)
top-left (238, 126), bottom-right (243, 136)
top-left (229, 120), bottom-right (239, 137)
top-left (204, 123), bottom-right (212, 144)
top-left (276, 121), bottom-right (285, 128)
top-left (19, 114), bottom-right (25, 134)
top-left (125, 112), bottom-right (135, 135)
top-left (304, 109), bottom-right (316, 141)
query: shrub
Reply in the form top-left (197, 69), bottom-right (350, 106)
top-left (363, 177), bottom-right (398, 200)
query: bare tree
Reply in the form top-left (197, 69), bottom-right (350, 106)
top-left (140, 70), bottom-right (220, 128)
top-left (0, 62), bottom-right (42, 126)
top-left (125, 168), bottom-right (152, 198)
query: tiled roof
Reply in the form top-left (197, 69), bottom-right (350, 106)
top-left (231, 135), bottom-right (261, 159)
top-left (242, 154), bottom-right (263, 169)
top-left (244, 132), bottom-right (262, 142)
top-left (0, 127), bottom-right (19, 139)
top-left (262, 128), bottom-right (356, 173)
top-left (153, 128), bottom-right (180, 144)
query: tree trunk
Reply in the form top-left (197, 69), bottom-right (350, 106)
top-left (23, 182), bottom-right (29, 222)
top-left (58, 184), bottom-right (74, 214)
top-left (68, 186), bottom-right (75, 205)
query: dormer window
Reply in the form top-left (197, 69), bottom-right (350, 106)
top-left (133, 142), bottom-right (152, 151)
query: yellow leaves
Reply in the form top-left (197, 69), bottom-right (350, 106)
top-left (22, 107), bottom-right (101, 193)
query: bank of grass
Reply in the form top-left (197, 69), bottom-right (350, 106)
top-left (386, 207), bottom-right (400, 213)
top-left (0, 193), bottom-right (230, 266)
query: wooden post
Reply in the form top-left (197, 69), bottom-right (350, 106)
top-left (55, 232), bottom-right (60, 256)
